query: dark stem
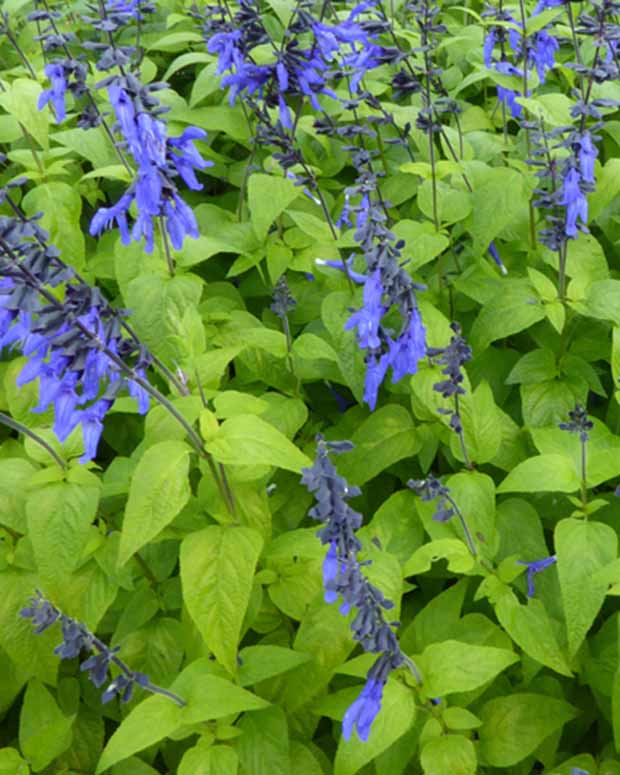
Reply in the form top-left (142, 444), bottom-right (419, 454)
top-left (445, 493), bottom-right (477, 558)
top-left (0, 412), bottom-right (66, 469)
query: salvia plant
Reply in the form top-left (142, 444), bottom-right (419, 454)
top-left (4, 0), bottom-right (620, 773)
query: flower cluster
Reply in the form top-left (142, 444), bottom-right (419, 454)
top-left (301, 436), bottom-right (415, 741)
top-left (89, 76), bottom-right (211, 252)
top-left (20, 591), bottom-right (185, 706)
top-left (427, 322), bottom-right (472, 437)
top-left (0, 188), bottom-right (152, 462)
top-left (559, 403), bottom-right (593, 442)
top-left (482, 1), bottom-right (559, 119)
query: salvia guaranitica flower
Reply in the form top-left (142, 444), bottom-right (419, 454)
top-left (559, 403), bottom-right (593, 442)
top-left (427, 322), bottom-right (472, 436)
top-left (517, 555), bottom-right (557, 598)
top-left (301, 436), bottom-right (418, 741)
top-left (20, 591), bottom-right (185, 706)
top-left (0, 191), bottom-right (152, 462)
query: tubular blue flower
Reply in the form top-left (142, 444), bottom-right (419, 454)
top-left (108, 83), bottom-right (138, 149)
top-left (168, 127), bottom-right (211, 190)
top-left (494, 61), bottom-right (525, 119)
top-left (386, 306), bottom-right (426, 383)
top-left (345, 270), bottom-right (385, 350)
top-left (78, 398), bottom-right (112, 464)
top-left (517, 555), bottom-right (557, 597)
top-left (577, 132), bottom-right (597, 184)
top-left (560, 167), bottom-right (588, 237)
top-left (531, 29), bottom-right (559, 83)
top-left (363, 351), bottom-right (390, 412)
top-left (53, 372), bottom-right (81, 442)
top-left (207, 29), bottom-right (243, 74)
top-left (483, 30), bottom-right (496, 67)
top-left (322, 541), bottom-right (339, 603)
top-left (164, 194), bottom-right (200, 250)
top-left (488, 241), bottom-right (507, 274)
top-left (315, 256), bottom-right (366, 284)
top-left (89, 192), bottom-right (134, 245)
top-left (342, 677), bottom-right (385, 742)
top-left (38, 63), bottom-right (68, 123)
top-left (127, 370), bottom-right (150, 414)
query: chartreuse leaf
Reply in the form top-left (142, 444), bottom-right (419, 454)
top-left (415, 640), bottom-right (517, 697)
top-left (334, 405), bottom-right (419, 486)
top-left (19, 680), bottom-right (74, 772)
top-left (420, 735), bottom-right (477, 775)
top-left (181, 526), bottom-right (263, 674)
top-left (23, 183), bottom-right (84, 270)
top-left (334, 680), bottom-right (415, 775)
top-left (237, 706), bottom-right (289, 775)
top-left (178, 741), bottom-right (238, 775)
top-left (470, 280), bottom-right (545, 352)
top-left (238, 645), bottom-right (311, 686)
top-left (498, 454), bottom-right (579, 494)
top-left (478, 693), bottom-right (577, 767)
top-left (404, 539), bottom-right (476, 576)
top-left (447, 472), bottom-right (497, 558)
top-left (0, 748), bottom-right (29, 775)
top-left (205, 414), bottom-right (311, 473)
top-left (467, 167), bottom-right (528, 253)
top-left (449, 380), bottom-right (501, 465)
top-left (248, 173), bottom-right (299, 241)
top-left (96, 659), bottom-right (268, 773)
top-left (26, 478), bottom-right (99, 599)
top-left (556, 518), bottom-right (618, 656)
top-left (0, 79), bottom-right (49, 149)
top-left (118, 441), bottom-right (191, 566)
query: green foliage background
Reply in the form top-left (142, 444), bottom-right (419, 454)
top-left (2, 0), bottom-right (620, 773)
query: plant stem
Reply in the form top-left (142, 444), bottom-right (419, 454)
top-left (0, 412), bottom-right (67, 469)
top-left (446, 493), bottom-right (477, 559)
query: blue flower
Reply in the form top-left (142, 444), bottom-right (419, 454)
top-left (89, 192), bottom-right (134, 245)
top-left (315, 256), bottom-right (366, 284)
top-left (560, 167), bottom-right (588, 237)
top-left (38, 63), bottom-right (68, 123)
top-left (342, 677), bottom-right (385, 742)
top-left (345, 270), bottom-right (385, 350)
top-left (483, 30), bottom-right (496, 68)
top-left (168, 127), bottom-right (211, 190)
top-left (323, 541), bottom-right (339, 603)
top-left (108, 83), bottom-right (139, 150)
top-left (78, 398), bottom-right (113, 464)
top-left (363, 351), bottom-right (390, 411)
top-left (531, 30), bottom-right (559, 83)
top-left (386, 307), bottom-right (426, 383)
top-left (517, 555), bottom-right (557, 597)
top-left (488, 241), bottom-right (507, 274)
top-left (53, 372), bottom-right (81, 442)
top-left (577, 132), bottom-right (597, 184)
top-left (164, 194), bottom-right (200, 250)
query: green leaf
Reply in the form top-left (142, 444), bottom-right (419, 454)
top-left (287, 210), bottom-right (334, 241)
top-left (181, 526), bottom-right (263, 674)
top-left (179, 742), bottom-right (238, 775)
top-left (506, 348), bottom-right (557, 385)
top-left (581, 279), bottom-right (620, 326)
top-left (417, 180), bottom-right (472, 226)
top-left (470, 280), bottom-right (545, 352)
top-left (122, 274), bottom-right (203, 364)
top-left (420, 735), bottom-right (477, 775)
top-left (334, 405), bottom-right (419, 486)
top-left (403, 539), bottom-right (476, 576)
top-left (467, 167), bottom-right (528, 253)
top-left (206, 415), bottom-right (311, 473)
top-left (498, 454), bottom-right (579, 494)
top-left (478, 693), bottom-right (577, 767)
top-left (416, 640), bottom-right (517, 697)
top-left (443, 708), bottom-right (482, 730)
top-left (26, 480), bottom-right (100, 597)
top-left (23, 183), bottom-right (84, 271)
top-left (447, 472), bottom-right (497, 558)
top-left (392, 220), bottom-right (450, 270)
top-left (555, 518), bottom-right (618, 656)
top-left (494, 592), bottom-right (572, 676)
top-left (334, 680), bottom-right (415, 775)
top-left (0, 79), bottom-right (49, 149)
top-left (19, 680), bottom-right (74, 772)
top-left (238, 645), bottom-right (311, 686)
top-left (449, 381), bottom-right (501, 465)
top-left (0, 748), bottom-right (29, 775)
top-left (236, 706), bottom-right (289, 775)
top-left (97, 660), bottom-right (268, 772)
top-left (118, 441), bottom-right (191, 566)
top-left (248, 174), bottom-right (300, 241)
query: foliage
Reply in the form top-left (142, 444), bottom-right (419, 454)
top-left (2, 0), bottom-right (620, 773)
